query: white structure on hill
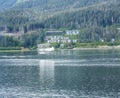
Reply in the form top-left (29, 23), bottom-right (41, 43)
top-left (66, 30), bottom-right (79, 35)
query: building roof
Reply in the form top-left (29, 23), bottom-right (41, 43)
top-left (46, 31), bottom-right (64, 35)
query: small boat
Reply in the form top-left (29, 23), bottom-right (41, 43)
top-left (37, 43), bottom-right (55, 53)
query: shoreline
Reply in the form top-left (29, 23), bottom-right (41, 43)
top-left (73, 45), bottom-right (120, 50)
top-left (0, 48), bottom-right (31, 53)
top-left (0, 45), bottom-right (120, 52)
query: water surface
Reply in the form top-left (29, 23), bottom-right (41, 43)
top-left (0, 50), bottom-right (120, 97)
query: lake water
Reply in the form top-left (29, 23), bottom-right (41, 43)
top-left (0, 49), bottom-right (120, 98)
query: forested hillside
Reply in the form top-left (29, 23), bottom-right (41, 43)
top-left (44, 2), bottom-right (120, 42)
top-left (0, 0), bottom-right (119, 32)
top-left (0, 0), bottom-right (119, 48)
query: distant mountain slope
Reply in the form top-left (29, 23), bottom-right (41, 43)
top-left (0, 0), bottom-right (114, 22)
top-left (0, 0), bottom-right (29, 11)
top-left (0, 0), bottom-right (119, 34)
top-left (0, 0), bottom-right (114, 11)
top-left (0, 0), bottom-right (15, 10)
top-left (14, 0), bottom-right (111, 11)
top-left (44, 1), bottom-right (120, 27)
top-left (0, 0), bottom-right (117, 21)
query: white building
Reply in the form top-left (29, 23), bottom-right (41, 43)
top-left (66, 30), bottom-right (79, 35)
top-left (45, 36), bottom-right (72, 43)
top-left (46, 31), bottom-right (64, 36)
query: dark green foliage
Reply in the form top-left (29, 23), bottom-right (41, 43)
top-left (0, 36), bottom-right (21, 47)
top-left (0, 47), bottom-right (21, 50)
top-left (21, 30), bottom-right (45, 48)
top-left (0, 30), bottom-right (45, 48)
top-left (51, 43), bottom-right (60, 48)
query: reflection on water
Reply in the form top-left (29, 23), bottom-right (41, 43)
top-left (0, 50), bottom-right (120, 97)
top-left (39, 60), bottom-right (55, 89)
